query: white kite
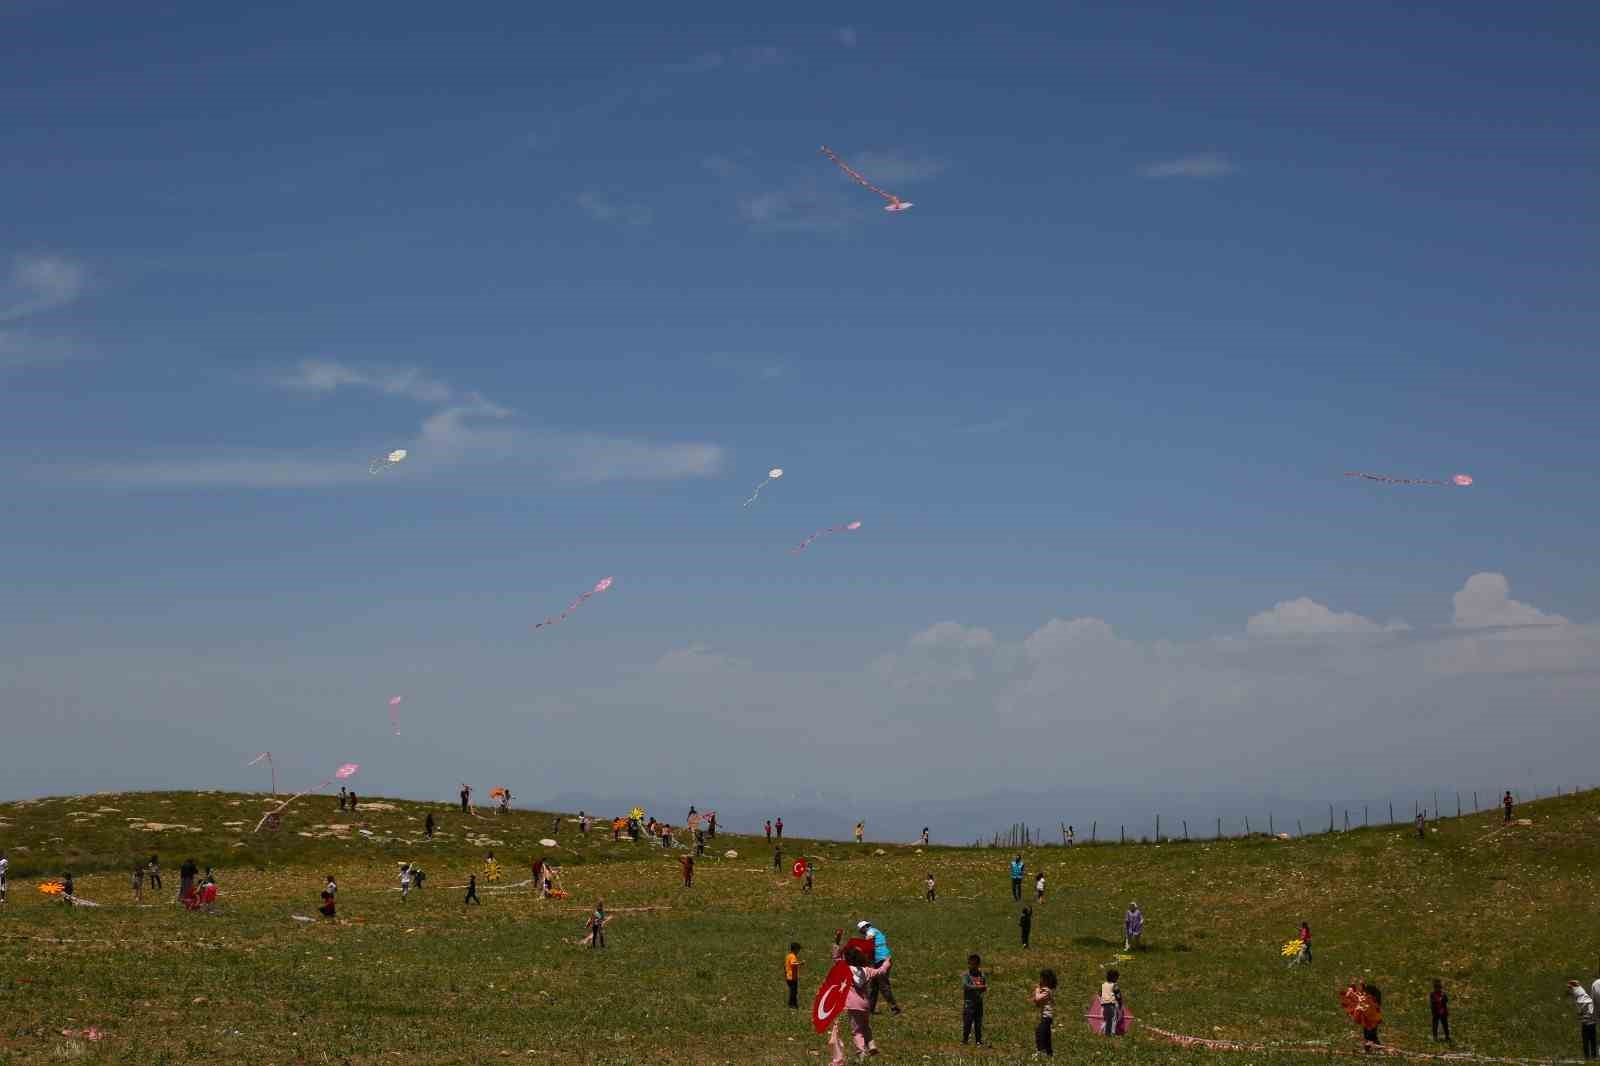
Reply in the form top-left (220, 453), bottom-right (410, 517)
top-left (743, 467), bottom-right (785, 508)
top-left (369, 449), bottom-right (408, 475)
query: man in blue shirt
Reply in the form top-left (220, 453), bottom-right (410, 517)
top-left (857, 920), bottom-right (901, 1015)
top-left (1010, 855), bottom-right (1025, 901)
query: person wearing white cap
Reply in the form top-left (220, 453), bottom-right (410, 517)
top-left (857, 920), bottom-right (900, 1015)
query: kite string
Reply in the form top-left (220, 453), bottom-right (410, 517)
top-left (252, 773), bottom-right (345, 832)
top-left (820, 146), bottom-right (898, 204)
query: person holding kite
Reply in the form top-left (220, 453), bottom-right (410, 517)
top-left (1341, 977), bottom-right (1383, 1046)
top-left (857, 920), bottom-right (901, 1015)
top-left (842, 946), bottom-right (890, 1058)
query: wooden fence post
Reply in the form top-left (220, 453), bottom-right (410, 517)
top-left (1328, 804), bottom-right (1335, 833)
top-left (1245, 816), bottom-right (1251, 835)
top-left (1183, 820), bottom-right (1189, 841)
top-left (1456, 792), bottom-right (1462, 817)
top-left (1344, 809), bottom-right (1350, 831)
top-left (1269, 813), bottom-right (1274, 836)
top-left (1297, 819), bottom-right (1304, 837)
top-left (1091, 821), bottom-right (1096, 843)
top-left (1155, 814), bottom-right (1160, 842)
top-left (1120, 825), bottom-right (1125, 844)
top-left (1364, 805), bottom-right (1368, 827)
top-left (1473, 791), bottom-right (1478, 812)
top-left (1389, 802), bottom-right (1394, 824)
top-left (1217, 817), bottom-right (1222, 840)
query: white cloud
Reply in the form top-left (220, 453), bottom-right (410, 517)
top-left (706, 353), bottom-right (785, 380)
top-left (655, 644), bottom-right (750, 676)
top-left (667, 51), bottom-right (724, 74)
top-left (733, 45), bottom-right (784, 71)
top-left (577, 191), bottom-right (653, 228)
top-left (0, 253), bottom-right (86, 322)
top-left (65, 360), bottom-right (724, 488)
top-left (1452, 572), bottom-right (1567, 628)
top-left (276, 359), bottom-right (454, 405)
top-left (835, 26), bottom-right (858, 48)
top-left (847, 151), bottom-right (946, 185)
top-left (1136, 153), bottom-right (1239, 179)
top-left (1246, 597), bottom-right (1409, 637)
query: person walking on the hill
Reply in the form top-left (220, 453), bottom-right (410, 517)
top-left (1125, 902), bottom-right (1145, 950)
top-left (425, 812), bottom-right (435, 839)
top-left (178, 858), bottom-right (198, 905)
top-left (776, 817), bottom-right (784, 839)
top-left (319, 874), bottom-right (337, 918)
top-left (399, 862), bottom-right (413, 900)
top-left (854, 821), bottom-right (864, 844)
top-left (61, 871), bottom-right (75, 905)
top-left (1504, 790), bottom-right (1515, 823)
top-left (843, 946), bottom-right (889, 1058)
top-left (1035, 870), bottom-right (1046, 903)
top-left (925, 871), bottom-right (936, 902)
top-left (1416, 809), bottom-right (1427, 840)
top-left (708, 811), bottom-right (717, 838)
top-left (1033, 967), bottom-right (1058, 1056)
top-left (962, 953), bottom-right (987, 1046)
top-left (765, 819), bottom-right (772, 842)
top-left (1298, 921), bottom-right (1312, 963)
top-left (1065, 825), bottom-right (1075, 846)
top-left (785, 942), bottom-right (803, 1008)
top-left (1430, 979), bottom-right (1450, 1042)
top-left (0, 851), bottom-right (9, 904)
top-left (1020, 905), bottom-right (1033, 948)
top-left (347, 789), bottom-right (358, 812)
top-left (774, 844), bottom-right (783, 871)
top-left (338, 786), bottom-right (348, 811)
top-left (131, 862), bottom-right (143, 902)
top-left (464, 874), bottom-right (480, 905)
top-left (680, 853), bottom-right (694, 888)
top-left (459, 785), bottom-right (470, 814)
top-left (1010, 854), bottom-right (1025, 901)
top-left (803, 859), bottom-right (814, 893)
top-left (588, 900), bottom-right (607, 949)
top-left (146, 855), bottom-right (161, 892)
top-left (1572, 981), bottom-right (1598, 1059)
top-left (857, 920), bottom-right (900, 1015)
top-left (921, 827), bottom-right (930, 846)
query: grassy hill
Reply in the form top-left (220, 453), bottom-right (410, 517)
top-left (0, 787), bottom-right (1592, 1064)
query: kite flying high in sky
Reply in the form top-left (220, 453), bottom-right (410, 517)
top-left (534, 577), bottom-right (615, 630)
top-left (820, 147), bottom-right (913, 212)
top-left (1344, 471), bottom-right (1472, 487)
top-left (743, 467), bottom-right (784, 508)
top-left (369, 449), bottom-right (408, 475)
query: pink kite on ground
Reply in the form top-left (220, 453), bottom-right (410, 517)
top-left (1085, 996), bottom-right (1134, 1036)
top-left (1344, 471), bottom-right (1472, 487)
top-left (792, 520), bottom-right (863, 554)
top-left (534, 577), bottom-right (615, 630)
top-left (820, 146), bottom-right (913, 212)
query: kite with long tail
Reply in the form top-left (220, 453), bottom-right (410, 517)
top-left (1344, 471), bottom-right (1472, 487)
top-left (820, 146), bottom-right (913, 212)
top-left (744, 468), bottom-right (784, 508)
top-left (387, 696), bottom-right (403, 736)
top-left (534, 577), bottom-right (614, 630)
top-left (791, 520), bottom-right (863, 554)
top-left (253, 762), bottom-right (359, 832)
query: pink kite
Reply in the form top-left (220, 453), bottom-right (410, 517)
top-left (534, 576), bottom-right (615, 630)
top-left (388, 696), bottom-right (403, 736)
top-left (791, 520), bottom-right (863, 554)
top-left (820, 146), bottom-right (913, 212)
top-left (1344, 471), bottom-right (1472, 487)
top-left (253, 761), bottom-right (360, 832)
top-left (1085, 996), bottom-right (1134, 1035)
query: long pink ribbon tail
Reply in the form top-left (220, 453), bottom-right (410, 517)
top-left (820, 146), bottom-right (903, 206)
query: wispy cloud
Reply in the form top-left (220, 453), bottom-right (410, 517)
top-left (0, 253), bottom-right (86, 322)
top-left (667, 46), bottom-right (783, 74)
top-left (667, 51), bottom-right (725, 74)
top-left (706, 353), bottom-right (786, 381)
top-left (835, 26), bottom-right (858, 48)
top-left (0, 330), bottom-right (77, 371)
top-left (62, 360), bottom-right (724, 489)
top-left (1136, 153), bottom-right (1239, 179)
top-left (576, 191), bottom-right (653, 228)
top-left (734, 45), bottom-right (784, 71)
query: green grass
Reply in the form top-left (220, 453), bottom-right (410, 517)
top-left (0, 788), bottom-right (1592, 1064)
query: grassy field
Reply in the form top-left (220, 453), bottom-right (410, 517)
top-left (0, 787), bottom-right (1593, 1065)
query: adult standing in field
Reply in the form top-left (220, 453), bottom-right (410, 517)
top-left (425, 812), bottom-right (435, 839)
top-left (1572, 981), bottom-right (1598, 1059)
top-left (1504, 790), bottom-right (1515, 823)
top-left (858, 920), bottom-right (901, 1015)
top-left (1124, 902), bottom-right (1144, 951)
top-left (920, 827), bottom-right (930, 847)
top-left (460, 785), bottom-right (470, 814)
top-left (854, 821), bottom-right (864, 844)
top-left (339, 786), bottom-right (348, 811)
top-left (178, 857), bottom-right (198, 904)
top-left (776, 817), bottom-right (784, 840)
top-left (1430, 979), bottom-right (1450, 1042)
top-left (348, 789), bottom-right (358, 813)
top-left (146, 855), bottom-right (161, 892)
top-left (0, 850), bottom-right (8, 904)
top-left (588, 900), bottom-right (607, 949)
top-left (1010, 855), bottom-right (1025, 901)
top-left (680, 853), bottom-right (694, 888)
top-left (765, 820), bottom-right (772, 842)
top-left (1416, 809), bottom-right (1427, 840)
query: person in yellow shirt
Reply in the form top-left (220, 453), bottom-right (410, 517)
top-left (785, 942), bottom-right (803, 1008)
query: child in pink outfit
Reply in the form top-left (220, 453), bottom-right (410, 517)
top-left (843, 947), bottom-right (889, 1058)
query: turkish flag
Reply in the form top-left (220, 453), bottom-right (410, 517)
top-left (811, 960), bottom-right (852, 1033)
top-left (792, 860), bottom-right (806, 879)
top-left (845, 937), bottom-right (875, 961)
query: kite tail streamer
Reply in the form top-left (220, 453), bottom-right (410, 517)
top-left (534, 577), bottom-right (614, 629)
top-left (1343, 472), bottom-right (1472, 487)
top-left (253, 764), bottom-right (359, 832)
top-left (791, 521), bottom-right (863, 554)
top-left (820, 146), bottom-right (908, 209)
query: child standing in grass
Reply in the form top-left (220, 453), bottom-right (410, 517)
top-left (1020, 905), bottom-right (1033, 948)
top-left (0, 851), bottom-right (8, 904)
top-left (1430, 979), bottom-right (1450, 1042)
top-left (843, 947), bottom-right (888, 1058)
top-left (62, 871), bottom-right (75, 905)
top-left (1299, 921), bottom-right (1312, 963)
top-left (1033, 968), bottom-right (1057, 1055)
top-left (961, 954), bottom-right (987, 1046)
top-left (425, 813), bottom-right (435, 839)
top-left (147, 855), bottom-right (161, 891)
top-left (464, 874), bottom-right (480, 905)
top-left (680, 854), bottom-right (694, 888)
top-left (1099, 969), bottom-right (1124, 1036)
top-left (925, 871), bottom-right (936, 902)
top-left (1571, 980), bottom-right (1597, 1059)
top-left (131, 863), bottom-right (143, 902)
top-left (785, 942), bottom-right (802, 1008)
top-left (399, 863), bottom-right (413, 900)
top-left (1124, 902), bottom-right (1144, 950)
top-left (1035, 870), bottom-right (1046, 903)
top-left (588, 900), bottom-right (606, 949)
top-left (319, 874), bottom-right (337, 918)
top-left (803, 859), bottom-right (814, 893)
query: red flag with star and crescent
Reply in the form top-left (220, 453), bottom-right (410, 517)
top-left (811, 960), bottom-right (852, 1033)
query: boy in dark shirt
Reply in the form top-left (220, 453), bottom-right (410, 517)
top-left (1020, 905), bottom-right (1033, 948)
top-left (962, 954), bottom-right (987, 1045)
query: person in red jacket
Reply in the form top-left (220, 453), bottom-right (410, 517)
top-left (1430, 980), bottom-right (1450, 1042)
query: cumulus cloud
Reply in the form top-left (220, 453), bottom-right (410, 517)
top-left (1452, 572), bottom-right (1567, 628)
top-left (1136, 153), bottom-right (1238, 179)
top-left (0, 253), bottom-right (86, 322)
top-left (276, 359), bottom-right (454, 405)
top-left (1246, 597), bottom-right (1409, 637)
top-left (836, 26), bottom-right (858, 47)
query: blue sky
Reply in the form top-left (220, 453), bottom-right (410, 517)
top-left (3, 3), bottom-right (1597, 833)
